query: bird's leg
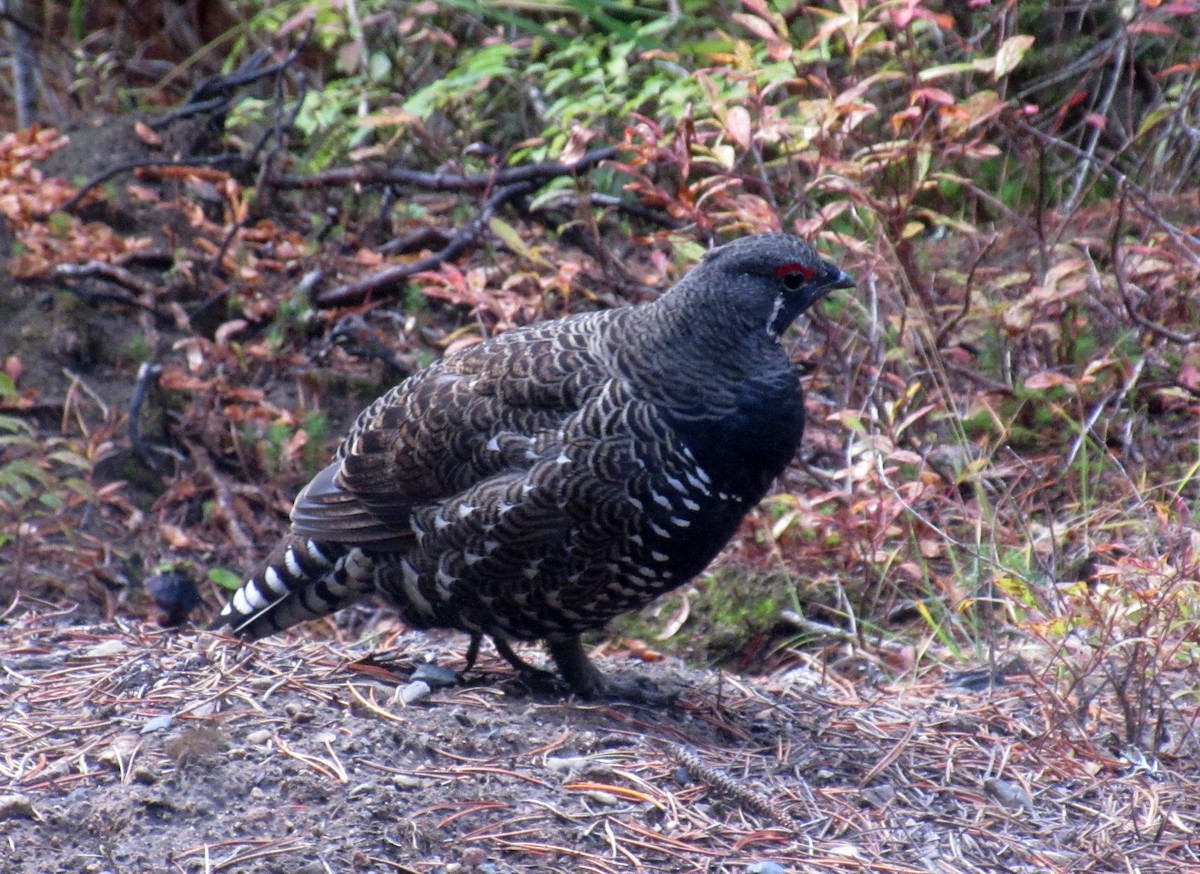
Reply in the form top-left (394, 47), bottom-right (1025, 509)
top-left (462, 633), bottom-right (483, 675)
top-left (545, 636), bottom-right (675, 704)
top-left (460, 633), bottom-right (555, 688)
top-left (492, 636), bottom-right (557, 684)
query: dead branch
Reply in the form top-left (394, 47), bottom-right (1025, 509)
top-left (315, 180), bottom-right (538, 307)
top-left (50, 154), bottom-right (247, 217)
top-left (53, 261), bottom-right (175, 325)
top-left (1109, 187), bottom-right (1198, 345)
top-left (264, 146), bottom-right (619, 194)
top-left (935, 235), bottom-right (997, 349)
top-left (1017, 120), bottom-right (1200, 266)
top-left (50, 32), bottom-right (312, 220)
top-left (54, 259), bottom-right (159, 298)
top-left (182, 439), bottom-right (255, 553)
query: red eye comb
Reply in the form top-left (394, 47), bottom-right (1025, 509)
top-left (776, 263), bottom-right (815, 280)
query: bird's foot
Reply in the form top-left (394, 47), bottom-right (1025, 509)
top-left (546, 636), bottom-right (677, 705)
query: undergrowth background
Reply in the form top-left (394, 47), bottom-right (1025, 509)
top-left (1, 0), bottom-right (1198, 758)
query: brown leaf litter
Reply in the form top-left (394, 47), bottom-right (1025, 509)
top-left (2, 605), bottom-right (1198, 873)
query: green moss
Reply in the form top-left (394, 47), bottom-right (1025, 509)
top-left (117, 333), bottom-right (154, 368)
top-left (614, 568), bottom-right (798, 666)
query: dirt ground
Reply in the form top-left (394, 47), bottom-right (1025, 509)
top-left (3, 607), bottom-right (1198, 874)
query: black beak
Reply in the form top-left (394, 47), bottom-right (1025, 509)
top-left (822, 262), bottom-right (855, 290)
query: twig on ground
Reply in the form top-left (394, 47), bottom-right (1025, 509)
top-left (50, 154), bottom-right (247, 217)
top-left (532, 192), bottom-right (683, 230)
top-left (50, 29), bottom-right (314, 221)
top-left (1017, 120), bottom-right (1200, 266)
top-left (779, 610), bottom-right (859, 645)
top-left (54, 260), bottom-right (186, 329)
top-left (377, 226), bottom-right (451, 256)
top-left (935, 235), bottom-right (996, 349)
top-left (1062, 38), bottom-right (1127, 214)
top-left (182, 439), bottom-right (254, 552)
top-left (668, 744), bottom-right (798, 832)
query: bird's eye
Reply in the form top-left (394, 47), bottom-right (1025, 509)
top-left (776, 264), bottom-right (814, 290)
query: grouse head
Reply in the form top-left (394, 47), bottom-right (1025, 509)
top-left (669, 233), bottom-right (855, 339)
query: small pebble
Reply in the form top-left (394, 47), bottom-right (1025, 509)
top-left (0, 793), bottom-right (35, 821)
top-left (462, 846), bottom-right (487, 867)
top-left (861, 783), bottom-right (895, 807)
top-left (285, 703), bottom-right (313, 722)
top-left (983, 777), bottom-right (1033, 812)
top-left (7, 653), bottom-right (65, 672)
top-left (398, 680), bottom-right (432, 705)
top-left (411, 662), bottom-right (459, 688)
top-left (746, 863), bottom-right (787, 874)
top-left (141, 715), bottom-right (174, 734)
top-left (243, 806), bottom-right (273, 825)
top-left (84, 640), bottom-right (127, 658)
top-left (545, 755), bottom-right (591, 773)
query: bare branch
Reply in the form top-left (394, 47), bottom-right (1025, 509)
top-left (316, 180), bottom-right (537, 307)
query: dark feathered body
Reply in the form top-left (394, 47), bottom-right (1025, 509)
top-left (213, 233), bottom-right (853, 697)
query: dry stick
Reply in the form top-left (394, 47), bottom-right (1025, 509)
top-left (934, 235), bottom-right (997, 349)
top-left (209, 74), bottom-right (311, 275)
top-left (51, 30), bottom-right (313, 219)
top-left (315, 180), bottom-right (538, 307)
top-left (537, 191), bottom-right (682, 229)
top-left (1108, 187), bottom-right (1198, 345)
top-left (54, 259), bottom-right (158, 297)
top-left (1062, 38), bottom-right (1127, 215)
top-left (377, 226), bottom-right (450, 256)
top-left (148, 50), bottom-right (270, 129)
top-left (1016, 120), bottom-right (1200, 267)
top-left (668, 744), bottom-right (798, 832)
top-left (52, 262), bottom-right (172, 323)
top-left (51, 154), bottom-right (247, 216)
top-left (151, 24), bottom-right (312, 129)
top-left (182, 439), bottom-right (254, 553)
top-left (6, 0), bottom-right (40, 128)
top-left (265, 146), bottom-right (619, 194)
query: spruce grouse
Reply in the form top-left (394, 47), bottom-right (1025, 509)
top-left (212, 233), bottom-right (853, 698)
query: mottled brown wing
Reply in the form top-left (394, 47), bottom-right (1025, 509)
top-left (288, 310), bottom-right (622, 548)
top-left (375, 373), bottom-right (659, 638)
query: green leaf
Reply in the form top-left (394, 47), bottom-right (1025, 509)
top-left (994, 35), bottom-right (1035, 79)
top-left (48, 449), bottom-right (91, 470)
top-left (915, 61), bottom-right (971, 81)
top-left (2, 459), bottom-right (51, 488)
top-left (62, 477), bottom-right (97, 500)
top-left (489, 216), bottom-right (531, 258)
top-left (208, 567), bottom-right (244, 592)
